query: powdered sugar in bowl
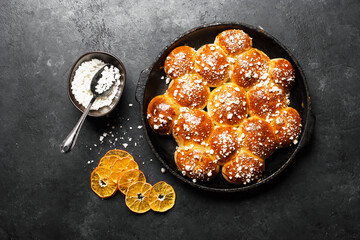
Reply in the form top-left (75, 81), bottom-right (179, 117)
top-left (67, 51), bottom-right (126, 117)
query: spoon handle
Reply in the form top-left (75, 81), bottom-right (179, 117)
top-left (60, 96), bottom-right (97, 153)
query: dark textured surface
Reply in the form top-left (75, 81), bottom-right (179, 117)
top-left (0, 0), bottom-right (359, 239)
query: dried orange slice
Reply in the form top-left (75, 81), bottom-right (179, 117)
top-left (118, 169), bottom-right (146, 194)
top-left (98, 155), bottom-right (121, 168)
top-left (105, 149), bottom-right (134, 161)
top-left (109, 157), bottom-right (139, 184)
top-left (91, 167), bottom-right (117, 198)
top-left (148, 181), bottom-right (176, 212)
top-left (125, 182), bottom-right (152, 214)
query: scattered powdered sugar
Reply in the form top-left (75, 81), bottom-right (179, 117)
top-left (71, 58), bottom-right (121, 110)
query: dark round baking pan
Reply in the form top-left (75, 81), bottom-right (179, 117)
top-left (135, 23), bottom-right (315, 193)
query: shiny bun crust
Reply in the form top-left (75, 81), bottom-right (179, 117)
top-left (175, 145), bottom-right (219, 182)
top-left (273, 107), bottom-right (301, 148)
top-left (239, 117), bottom-right (277, 159)
top-left (231, 48), bottom-right (270, 90)
top-left (214, 29), bottom-right (252, 55)
top-left (207, 83), bottom-right (248, 126)
top-left (164, 46), bottom-right (196, 79)
top-left (172, 108), bottom-right (214, 146)
top-left (147, 95), bottom-right (179, 135)
top-left (248, 85), bottom-right (287, 121)
top-left (269, 58), bottom-right (295, 92)
top-left (166, 74), bottom-right (210, 109)
top-left (222, 149), bottom-right (264, 185)
top-left (208, 126), bottom-right (241, 165)
top-left (194, 44), bottom-right (230, 87)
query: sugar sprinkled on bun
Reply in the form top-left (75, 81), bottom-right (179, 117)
top-left (231, 48), bottom-right (270, 90)
top-left (269, 58), bottom-right (295, 92)
top-left (222, 149), bottom-right (264, 185)
top-left (248, 84), bottom-right (287, 122)
top-left (164, 46), bottom-right (196, 79)
top-left (147, 95), bottom-right (180, 135)
top-left (239, 117), bottom-right (277, 159)
top-left (207, 126), bottom-right (241, 165)
top-left (166, 73), bottom-right (210, 109)
top-left (175, 145), bottom-right (219, 182)
top-left (194, 44), bottom-right (230, 87)
top-left (272, 107), bottom-right (302, 148)
top-left (207, 83), bottom-right (248, 126)
top-left (214, 29), bottom-right (252, 56)
top-left (172, 108), bottom-right (214, 146)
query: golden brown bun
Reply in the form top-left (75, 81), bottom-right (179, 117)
top-left (207, 126), bottom-right (241, 165)
top-left (222, 149), bottom-right (265, 185)
top-left (248, 84), bottom-right (287, 122)
top-left (269, 58), bottom-right (295, 92)
top-left (239, 117), bottom-right (277, 159)
top-left (214, 29), bottom-right (252, 56)
top-left (207, 83), bottom-right (248, 126)
top-left (166, 73), bottom-right (210, 109)
top-left (194, 44), bottom-right (230, 87)
top-left (175, 145), bottom-right (219, 182)
top-left (164, 46), bottom-right (196, 79)
top-left (231, 48), bottom-right (270, 90)
top-left (172, 108), bottom-right (214, 146)
top-left (272, 107), bottom-right (301, 148)
top-left (147, 95), bottom-right (179, 135)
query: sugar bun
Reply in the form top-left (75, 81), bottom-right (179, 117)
top-left (214, 29), bottom-right (252, 56)
top-left (167, 73), bottom-right (210, 109)
top-left (175, 145), bottom-right (219, 182)
top-left (222, 149), bottom-right (265, 185)
top-left (164, 46), bottom-right (196, 79)
top-left (239, 117), bottom-right (277, 159)
top-left (147, 95), bottom-right (179, 135)
top-left (194, 44), bottom-right (230, 87)
top-left (207, 83), bottom-right (248, 126)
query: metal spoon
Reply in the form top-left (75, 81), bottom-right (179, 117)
top-left (60, 64), bottom-right (115, 153)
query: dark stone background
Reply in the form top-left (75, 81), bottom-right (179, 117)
top-left (0, 0), bottom-right (359, 239)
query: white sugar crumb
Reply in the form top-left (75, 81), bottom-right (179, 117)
top-left (122, 143), bottom-right (128, 148)
top-left (161, 168), bottom-right (166, 173)
top-left (293, 139), bottom-right (298, 145)
top-left (192, 179), bottom-right (197, 183)
top-left (129, 103), bottom-right (133, 107)
top-left (137, 125), bottom-right (143, 129)
top-left (71, 59), bottom-right (121, 110)
top-left (87, 161), bottom-right (91, 164)
top-left (166, 77), bottom-right (171, 84)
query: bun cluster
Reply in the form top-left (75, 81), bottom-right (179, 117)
top-left (147, 29), bottom-right (301, 185)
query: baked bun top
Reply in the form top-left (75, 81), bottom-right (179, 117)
top-left (214, 29), bottom-right (252, 56)
top-left (164, 46), bottom-right (196, 79)
top-left (147, 95), bottom-right (179, 135)
top-left (269, 58), bottom-right (295, 92)
top-left (273, 107), bottom-right (301, 148)
top-left (248, 84), bottom-right (287, 122)
top-left (175, 145), bottom-right (219, 182)
top-left (172, 108), bottom-right (214, 146)
top-left (194, 44), bottom-right (230, 87)
top-left (222, 149), bottom-right (265, 185)
top-left (207, 83), bottom-right (248, 126)
top-left (231, 48), bottom-right (270, 90)
top-left (167, 73), bottom-right (210, 109)
top-left (207, 125), bottom-right (241, 165)
top-left (239, 117), bottom-right (277, 159)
